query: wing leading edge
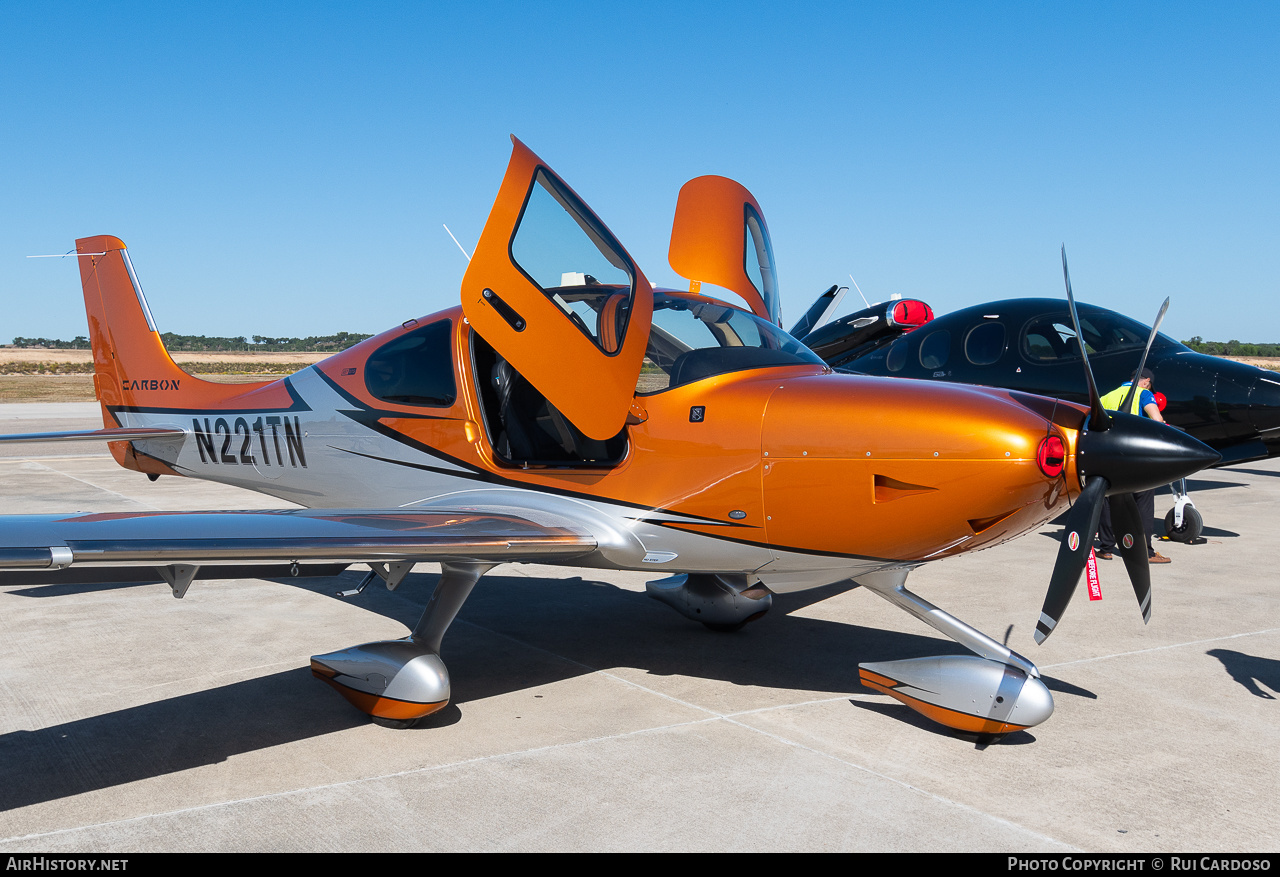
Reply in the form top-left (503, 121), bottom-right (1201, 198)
top-left (0, 508), bottom-right (596, 574)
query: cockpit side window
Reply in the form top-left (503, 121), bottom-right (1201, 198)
top-left (365, 319), bottom-right (456, 407)
top-left (509, 169), bottom-right (636, 354)
top-left (1021, 309), bottom-right (1154, 363)
top-left (637, 294), bottom-right (823, 395)
top-left (1022, 323), bottom-right (1066, 360)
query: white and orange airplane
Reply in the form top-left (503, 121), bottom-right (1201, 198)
top-left (0, 139), bottom-right (1219, 736)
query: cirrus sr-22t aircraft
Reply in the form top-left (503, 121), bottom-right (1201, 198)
top-left (0, 139), bottom-right (1219, 737)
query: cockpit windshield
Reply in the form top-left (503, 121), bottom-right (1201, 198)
top-left (1021, 306), bottom-right (1180, 363)
top-left (637, 293), bottom-right (824, 394)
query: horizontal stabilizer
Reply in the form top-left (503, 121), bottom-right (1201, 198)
top-left (0, 427), bottom-right (186, 444)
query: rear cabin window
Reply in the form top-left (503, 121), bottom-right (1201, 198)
top-left (965, 322), bottom-right (1005, 365)
top-left (919, 330), bottom-right (951, 370)
top-left (365, 319), bottom-right (456, 407)
top-left (885, 337), bottom-right (909, 372)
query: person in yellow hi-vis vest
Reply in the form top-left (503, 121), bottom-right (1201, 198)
top-left (1096, 368), bottom-right (1171, 563)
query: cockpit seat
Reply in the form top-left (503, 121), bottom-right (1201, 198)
top-left (489, 356), bottom-right (624, 465)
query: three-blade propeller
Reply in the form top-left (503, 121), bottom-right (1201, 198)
top-left (1034, 249), bottom-right (1216, 644)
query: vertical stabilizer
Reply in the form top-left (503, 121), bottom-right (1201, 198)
top-left (74, 236), bottom-right (252, 475)
top-left (76, 235), bottom-right (195, 413)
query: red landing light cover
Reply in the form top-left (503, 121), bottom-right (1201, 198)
top-left (893, 300), bottom-right (934, 329)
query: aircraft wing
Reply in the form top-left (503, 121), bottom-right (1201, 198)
top-left (0, 508), bottom-right (597, 575)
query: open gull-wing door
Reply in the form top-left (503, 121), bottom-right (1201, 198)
top-left (668, 175), bottom-right (781, 326)
top-left (461, 137), bottom-right (654, 441)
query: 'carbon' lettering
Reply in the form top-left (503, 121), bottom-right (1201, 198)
top-left (121, 379), bottom-right (180, 391)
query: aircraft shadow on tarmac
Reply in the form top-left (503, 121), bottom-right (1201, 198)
top-left (1183, 477), bottom-right (1252, 492)
top-left (0, 569), bottom-right (1093, 810)
top-left (1225, 468), bottom-right (1280, 479)
top-left (1155, 524), bottom-right (1239, 539)
top-left (1041, 520), bottom-right (1239, 541)
top-left (1207, 649), bottom-right (1280, 700)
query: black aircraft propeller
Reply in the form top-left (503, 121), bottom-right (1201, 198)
top-left (1119, 295), bottom-right (1170, 416)
top-left (1034, 248), bottom-right (1220, 644)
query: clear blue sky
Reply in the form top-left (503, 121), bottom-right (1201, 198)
top-left (2, 1), bottom-right (1276, 343)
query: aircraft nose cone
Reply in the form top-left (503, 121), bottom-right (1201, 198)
top-left (1078, 412), bottom-right (1221, 494)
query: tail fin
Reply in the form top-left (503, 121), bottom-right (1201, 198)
top-left (75, 236), bottom-right (269, 476)
top-left (76, 235), bottom-right (194, 411)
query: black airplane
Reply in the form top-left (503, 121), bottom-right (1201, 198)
top-left (795, 296), bottom-right (1280, 543)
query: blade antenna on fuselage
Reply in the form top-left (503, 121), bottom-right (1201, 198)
top-left (849, 275), bottom-right (872, 309)
top-left (1118, 297), bottom-right (1170, 416)
top-left (1061, 246), bottom-right (1111, 433)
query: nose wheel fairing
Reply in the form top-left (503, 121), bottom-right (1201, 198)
top-left (854, 568), bottom-right (1055, 735)
top-left (859, 657), bottom-right (1053, 735)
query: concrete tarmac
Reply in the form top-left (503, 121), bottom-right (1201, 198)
top-left (1, 403), bottom-right (1277, 852)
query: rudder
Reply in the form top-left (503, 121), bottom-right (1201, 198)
top-left (76, 235), bottom-right (193, 411)
top-left (75, 236), bottom-right (256, 476)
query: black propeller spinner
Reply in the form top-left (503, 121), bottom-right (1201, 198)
top-left (1034, 249), bottom-right (1219, 645)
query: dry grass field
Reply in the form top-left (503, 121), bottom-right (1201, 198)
top-left (1224, 355), bottom-right (1280, 371)
top-left (0, 349), bottom-right (328, 402)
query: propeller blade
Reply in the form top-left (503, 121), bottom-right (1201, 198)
top-left (1036, 474), bottom-right (1108, 644)
top-left (1119, 297), bottom-right (1171, 415)
top-left (1107, 492), bottom-right (1152, 623)
top-left (1061, 246), bottom-right (1111, 432)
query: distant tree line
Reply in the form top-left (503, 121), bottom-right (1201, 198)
top-left (1182, 337), bottom-right (1280, 357)
top-left (11, 336), bottom-right (91, 349)
top-left (9, 332), bottom-right (373, 352)
top-left (160, 332), bottom-right (373, 351)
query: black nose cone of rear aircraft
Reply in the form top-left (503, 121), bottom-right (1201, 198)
top-left (1077, 412), bottom-right (1222, 495)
